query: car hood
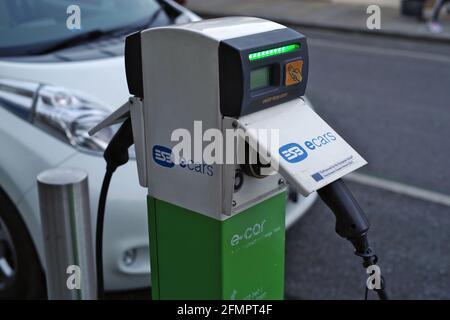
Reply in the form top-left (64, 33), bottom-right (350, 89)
top-left (0, 56), bottom-right (130, 110)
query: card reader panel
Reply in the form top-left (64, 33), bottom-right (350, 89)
top-left (219, 28), bottom-right (308, 117)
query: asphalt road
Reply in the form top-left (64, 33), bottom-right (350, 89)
top-left (285, 28), bottom-right (450, 299)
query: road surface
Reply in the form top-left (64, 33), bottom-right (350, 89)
top-left (285, 27), bottom-right (450, 299)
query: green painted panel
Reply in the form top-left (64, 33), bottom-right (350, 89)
top-left (148, 192), bottom-right (285, 300)
top-left (221, 195), bottom-right (285, 299)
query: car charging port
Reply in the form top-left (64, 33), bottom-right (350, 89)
top-left (234, 168), bottom-right (244, 192)
top-left (240, 141), bottom-right (273, 179)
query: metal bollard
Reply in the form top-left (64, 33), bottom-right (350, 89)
top-left (37, 168), bottom-right (97, 300)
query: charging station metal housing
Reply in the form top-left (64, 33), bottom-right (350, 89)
top-left (137, 17), bottom-right (300, 299)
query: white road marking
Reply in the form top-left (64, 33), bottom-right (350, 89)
top-left (344, 172), bottom-right (450, 208)
top-left (309, 38), bottom-right (450, 64)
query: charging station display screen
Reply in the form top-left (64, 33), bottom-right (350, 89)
top-left (250, 66), bottom-right (271, 90)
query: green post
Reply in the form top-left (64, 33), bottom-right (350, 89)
top-left (148, 192), bottom-right (286, 300)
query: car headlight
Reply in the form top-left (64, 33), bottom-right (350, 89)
top-left (0, 79), bottom-right (117, 155)
top-left (34, 86), bottom-right (117, 154)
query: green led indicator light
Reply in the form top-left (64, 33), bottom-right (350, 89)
top-left (249, 44), bottom-right (300, 61)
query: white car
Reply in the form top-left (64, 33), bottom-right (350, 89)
top-left (0, 0), bottom-right (317, 299)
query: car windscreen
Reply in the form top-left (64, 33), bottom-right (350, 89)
top-left (0, 0), bottom-right (169, 57)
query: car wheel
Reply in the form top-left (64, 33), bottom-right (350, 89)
top-left (0, 189), bottom-right (46, 299)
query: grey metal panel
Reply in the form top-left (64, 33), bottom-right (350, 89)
top-left (141, 27), bottom-right (223, 219)
top-left (139, 19), bottom-right (291, 220)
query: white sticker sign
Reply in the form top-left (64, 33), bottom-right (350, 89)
top-left (238, 99), bottom-right (367, 195)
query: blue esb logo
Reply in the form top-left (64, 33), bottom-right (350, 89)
top-left (153, 145), bottom-right (175, 168)
top-left (279, 143), bottom-right (308, 163)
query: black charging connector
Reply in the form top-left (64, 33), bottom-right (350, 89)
top-left (96, 118), bottom-right (134, 299)
top-left (317, 179), bottom-right (389, 300)
top-left (103, 118), bottom-right (134, 171)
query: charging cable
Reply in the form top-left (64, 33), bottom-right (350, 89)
top-left (96, 118), bottom-right (134, 299)
top-left (317, 178), bottom-right (389, 300)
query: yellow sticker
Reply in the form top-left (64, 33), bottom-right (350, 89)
top-left (285, 60), bottom-right (303, 86)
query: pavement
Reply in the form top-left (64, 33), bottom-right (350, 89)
top-left (186, 0), bottom-right (450, 42)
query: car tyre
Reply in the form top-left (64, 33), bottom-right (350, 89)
top-left (0, 189), bottom-right (46, 299)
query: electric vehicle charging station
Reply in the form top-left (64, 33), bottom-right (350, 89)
top-left (91, 17), bottom-right (387, 300)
